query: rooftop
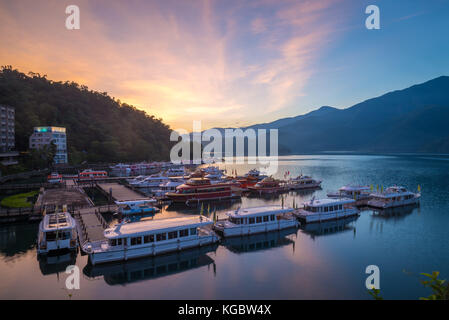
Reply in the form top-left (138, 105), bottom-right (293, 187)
top-left (305, 198), bottom-right (355, 207)
top-left (227, 206), bottom-right (293, 217)
top-left (105, 215), bottom-right (212, 238)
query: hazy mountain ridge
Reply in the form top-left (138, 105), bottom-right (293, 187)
top-left (213, 76), bottom-right (449, 154)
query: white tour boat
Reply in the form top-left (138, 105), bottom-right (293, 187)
top-left (368, 186), bottom-right (420, 209)
top-left (287, 175), bottom-right (322, 190)
top-left (293, 198), bottom-right (359, 223)
top-left (327, 185), bottom-right (372, 205)
top-left (213, 206), bottom-right (298, 237)
top-left (37, 212), bottom-right (78, 254)
top-left (165, 167), bottom-right (187, 177)
top-left (83, 216), bottom-right (219, 265)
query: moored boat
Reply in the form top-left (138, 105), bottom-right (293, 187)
top-left (83, 216), bottom-right (219, 265)
top-left (368, 186), bottom-right (420, 209)
top-left (213, 206), bottom-right (298, 237)
top-left (293, 198), bottom-right (359, 224)
top-left (114, 199), bottom-right (159, 216)
top-left (166, 178), bottom-right (241, 203)
top-left (78, 169), bottom-right (108, 180)
top-left (47, 172), bottom-right (63, 184)
top-left (37, 212), bottom-right (78, 255)
top-left (286, 175), bottom-right (321, 190)
top-left (247, 177), bottom-right (287, 194)
top-left (327, 185), bottom-right (371, 205)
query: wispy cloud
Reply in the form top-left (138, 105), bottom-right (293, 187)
top-left (0, 0), bottom-right (346, 129)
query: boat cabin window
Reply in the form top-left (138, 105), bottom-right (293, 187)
top-left (263, 216), bottom-right (269, 222)
top-left (156, 233), bottom-right (167, 241)
top-left (45, 231), bottom-right (71, 241)
top-left (168, 231), bottom-right (178, 240)
top-left (190, 228), bottom-right (197, 235)
top-left (248, 217), bottom-right (255, 224)
top-left (179, 229), bottom-right (189, 237)
top-left (334, 205), bottom-right (338, 211)
top-left (256, 216), bottom-right (262, 223)
top-left (109, 238), bottom-right (123, 246)
top-left (229, 217), bottom-right (241, 225)
top-left (270, 215), bottom-right (275, 221)
top-left (144, 235), bottom-right (154, 243)
top-left (131, 237), bottom-right (142, 246)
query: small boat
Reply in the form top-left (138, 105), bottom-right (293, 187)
top-left (83, 216), bottom-right (219, 265)
top-left (37, 212), bottom-right (78, 255)
top-left (327, 185), bottom-right (371, 205)
top-left (247, 177), bottom-right (287, 194)
top-left (78, 169), bottom-right (108, 180)
top-left (213, 206), bottom-right (298, 237)
top-left (153, 179), bottom-right (185, 197)
top-left (127, 175), bottom-right (147, 185)
top-left (165, 167), bottom-right (187, 177)
top-left (244, 169), bottom-right (268, 181)
top-left (115, 199), bottom-right (159, 216)
top-left (368, 186), bottom-right (420, 209)
top-left (286, 175), bottom-right (321, 190)
top-left (133, 174), bottom-right (170, 188)
top-left (47, 172), bottom-right (63, 184)
top-left (166, 178), bottom-right (241, 203)
top-left (293, 198), bottom-right (359, 224)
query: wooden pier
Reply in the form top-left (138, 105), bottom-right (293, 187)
top-left (73, 205), bottom-right (117, 249)
top-left (97, 182), bottom-right (149, 202)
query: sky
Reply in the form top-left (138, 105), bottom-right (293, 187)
top-left (1, 0), bottom-right (448, 131)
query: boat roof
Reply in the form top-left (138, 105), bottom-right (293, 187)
top-left (42, 212), bottom-right (75, 231)
top-left (226, 206), bottom-right (293, 218)
top-left (115, 199), bottom-right (156, 205)
top-left (305, 198), bottom-right (355, 207)
top-left (339, 185), bottom-right (370, 192)
top-left (370, 186), bottom-right (415, 198)
top-left (104, 216), bottom-right (212, 238)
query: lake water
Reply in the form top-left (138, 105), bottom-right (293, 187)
top-left (1, 154), bottom-right (448, 299)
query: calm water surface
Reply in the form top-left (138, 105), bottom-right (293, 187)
top-left (1, 154), bottom-right (448, 299)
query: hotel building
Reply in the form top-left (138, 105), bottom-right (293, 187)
top-left (29, 126), bottom-right (68, 164)
top-left (0, 105), bottom-right (18, 166)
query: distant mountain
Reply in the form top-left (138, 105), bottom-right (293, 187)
top-left (0, 66), bottom-right (173, 163)
top-left (213, 76), bottom-right (449, 154)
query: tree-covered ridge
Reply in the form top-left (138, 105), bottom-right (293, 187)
top-left (0, 66), bottom-right (172, 163)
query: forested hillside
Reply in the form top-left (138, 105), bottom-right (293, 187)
top-left (0, 66), bottom-right (172, 163)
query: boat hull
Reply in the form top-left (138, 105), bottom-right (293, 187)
top-left (368, 196), bottom-right (420, 209)
top-left (213, 219), bottom-right (298, 237)
top-left (293, 208), bottom-right (360, 224)
top-left (87, 233), bottom-right (219, 265)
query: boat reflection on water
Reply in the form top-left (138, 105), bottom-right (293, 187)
top-left (83, 244), bottom-right (218, 286)
top-left (370, 204), bottom-right (419, 221)
top-left (222, 227), bottom-right (297, 254)
top-left (299, 216), bottom-right (359, 239)
top-left (38, 251), bottom-right (77, 276)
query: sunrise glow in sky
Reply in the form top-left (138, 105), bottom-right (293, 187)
top-left (1, 0), bottom-right (448, 130)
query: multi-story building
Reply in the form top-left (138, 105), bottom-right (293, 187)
top-left (0, 105), bottom-right (18, 166)
top-left (29, 126), bottom-right (68, 164)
